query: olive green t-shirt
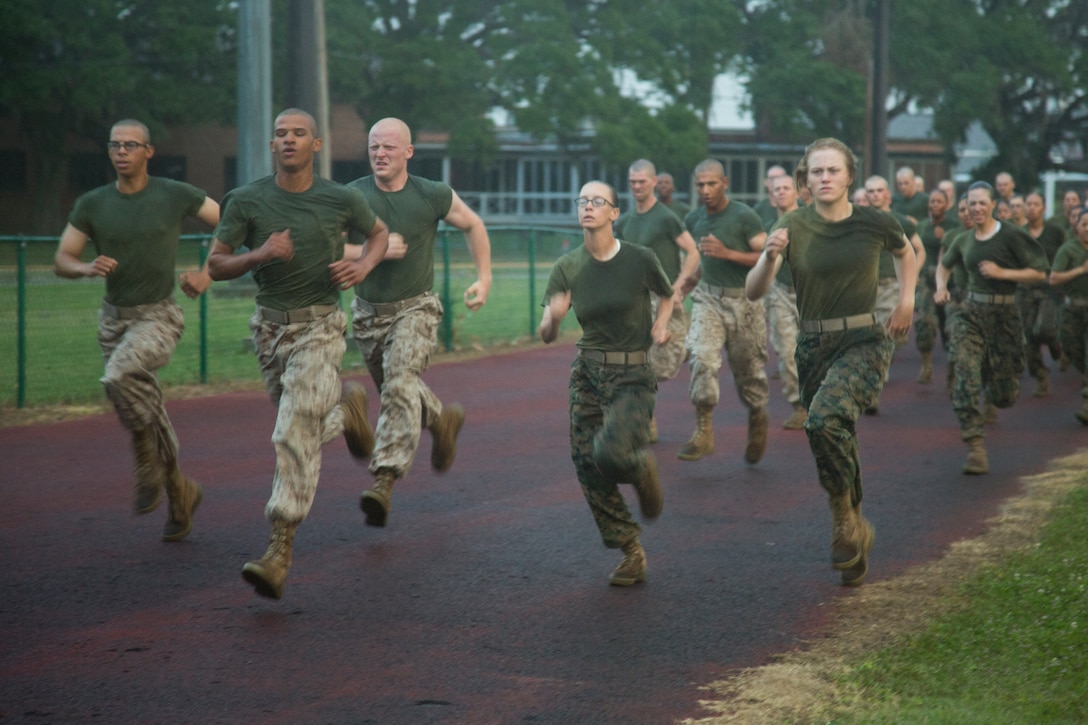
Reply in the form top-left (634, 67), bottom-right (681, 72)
top-left (939, 222), bottom-right (1048, 296)
top-left (941, 229), bottom-right (970, 293)
top-left (614, 201), bottom-right (685, 282)
top-left (1050, 239), bottom-right (1088, 299)
top-left (543, 242), bottom-right (672, 352)
top-left (774, 204), bottom-right (906, 321)
top-left (68, 177), bottom-right (206, 307)
top-left (891, 192), bottom-right (928, 222)
top-left (215, 175), bottom-right (378, 311)
top-left (1028, 221), bottom-right (1067, 264)
top-left (664, 199), bottom-right (692, 219)
top-left (347, 174), bottom-right (454, 303)
top-left (684, 200), bottom-right (764, 288)
top-left (877, 210), bottom-right (913, 279)
top-left (916, 214), bottom-right (960, 269)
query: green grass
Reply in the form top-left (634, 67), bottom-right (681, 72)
top-left (838, 481), bottom-right (1088, 724)
top-left (0, 231), bottom-right (582, 407)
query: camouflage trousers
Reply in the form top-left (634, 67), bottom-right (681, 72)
top-left (764, 280), bottom-right (801, 405)
top-left (796, 325), bottom-right (891, 506)
top-left (98, 298), bottom-right (185, 472)
top-left (875, 277), bottom-right (904, 379)
top-left (1060, 302), bottom-right (1088, 399)
top-left (649, 293), bottom-right (689, 381)
top-left (951, 301), bottom-right (1025, 441)
top-left (1016, 285), bottom-right (1063, 380)
top-left (914, 266), bottom-right (939, 354)
top-left (685, 284), bottom-right (769, 411)
top-left (351, 293), bottom-right (444, 478)
top-left (251, 307), bottom-right (348, 523)
top-left (569, 356), bottom-right (657, 548)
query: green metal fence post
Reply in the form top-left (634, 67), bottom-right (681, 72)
top-left (16, 237), bottom-right (27, 408)
top-left (199, 236), bottom-right (209, 383)
top-left (441, 229), bottom-right (452, 350)
top-left (527, 229), bottom-right (536, 338)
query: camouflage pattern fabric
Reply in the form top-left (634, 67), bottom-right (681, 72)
top-left (764, 280), bottom-right (801, 405)
top-left (250, 308), bottom-right (348, 522)
top-left (1016, 285), bottom-right (1062, 381)
top-left (950, 301), bottom-right (1025, 441)
top-left (796, 325), bottom-right (891, 506)
top-left (914, 267), bottom-right (939, 354)
top-left (569, 356), bottom-right (657, 548)
top-left (1060, 304), bottom-right (1088, 399)
top-left (98, 298), bottom-right (185, 471)
top-left (685, 284), bottom-right (770, 411)
top-left (649, 293), bottom-right (689, 381)
top-left (351, 292), bottom-right (444, 478)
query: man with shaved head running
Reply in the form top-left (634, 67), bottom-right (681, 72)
top-left (346, 117), bottom-right (493, 528)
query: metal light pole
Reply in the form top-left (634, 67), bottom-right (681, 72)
top-left (237, 0), bottom-right (273, 187)
top-left (287, 0), bottom-right (331, 179)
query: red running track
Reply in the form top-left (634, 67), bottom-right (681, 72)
top-left (1, 341), bottom-right (1084, 723)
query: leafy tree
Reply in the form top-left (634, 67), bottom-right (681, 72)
top-left (888, 0), bottom-right (1088, 187)
top-left (0, 0), bottom-right (236, 233)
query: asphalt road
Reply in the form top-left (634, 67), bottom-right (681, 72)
top-left (2, 341), bottom-right (1084, 724)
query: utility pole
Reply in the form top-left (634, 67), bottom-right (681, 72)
top-left (237, 0), bottom-right (273, 187)
top-left (287, 0), bottom-right (331, 179)
top-left (869, 0), bottom-right (889, 179)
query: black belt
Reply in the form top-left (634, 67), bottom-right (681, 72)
top-left (702, 283), bottom-right (745, 298)
top-left (355, 293), bottom-right (427, 317)
top-left (579, 349), bottom-right (648, 366)
top-left (258, 304), bottom-right (338, 324)
top-left (967, 291), bottom-right (1016, 305)
top-left (800, 313), bottom-right (878, 334)
top-left (101, 298), bottom-right (172, 320)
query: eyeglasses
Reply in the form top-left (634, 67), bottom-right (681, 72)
top-left (574, 196), bottom-right (616, 208)
top-left (107, 141), bottom-right (150, 152)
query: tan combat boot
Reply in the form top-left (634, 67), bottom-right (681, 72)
top-left (242, 520), bottom-right (297, 599)
top-left (633, 451), bottom-right (663, 520)
top-left (161, 464), bottom-right (202, 542)
top-left (840, 503), bottom-right (875, 586)
top-left (1034, 371), bottom-right (1050, 397)
top-left (360, 469), bottom-right (396, 527)
top-left (917, 351), bottom-right (933, 384)
top-left (431, 404), bottom-right (465, 472)
top-left (609, 538), bottom-right (647, 586)
top-left (829, 494), bottom-right (872, 570)
top-left (341, 382), bottom-right (375, 459)
top-left (648, 415), bottom-right (658, 443)
top-left (132, 428), bottom-right (164, 514)
top-left (744, 407), bottom-right (769, 464)
top-left (782, 402), bottom-right (807, 430)
top-left (1077, 401), bottom-right (1088, 426)
top-left (676, 405), bottom-right (714, 461)
top-left (962, 437), bottom-right (989, 475)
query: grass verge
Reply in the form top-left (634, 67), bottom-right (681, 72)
top-left (686, 451), bottom-right (1088, 724)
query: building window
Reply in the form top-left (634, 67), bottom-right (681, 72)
top-left (0, 150), bottom-right (27, 191)
top-left (68, 152), bottom-right (111, 194)
top-left (149, 155), bottom-right (187, 182)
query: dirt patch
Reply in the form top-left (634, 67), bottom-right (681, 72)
top-left (683, 450), bottom-right (1088, 724)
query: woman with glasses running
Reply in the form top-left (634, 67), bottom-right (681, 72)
top-left (538, 180), bottom-right (674, 587)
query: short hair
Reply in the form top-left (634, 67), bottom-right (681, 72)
top-left (895, 166), bottom-right (915, 180)
top-left (967, 180), bottom-right (996, 202)
top-left (694, 159), bottom-right (726, 178)
top-left (275, 108), bottom-right (318, 135)
top-left (583, 180), bottom-right (619, 207)
top-left (111, 119), bottom-right (150, 143)
top-left (629, 159), bottom-right (656, 176)
top-left (795, 138), bottom-right (857, 189)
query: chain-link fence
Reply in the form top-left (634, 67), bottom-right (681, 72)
top-left (0, 226), bottom-right (582, 408)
